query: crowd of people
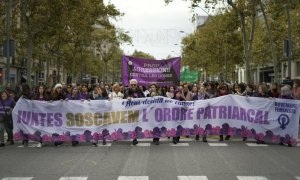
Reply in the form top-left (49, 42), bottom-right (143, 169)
top-left (0, 78), bottom-right (300, 148)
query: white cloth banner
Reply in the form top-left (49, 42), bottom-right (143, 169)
top-left (12, 95), bottom-right (300, 145)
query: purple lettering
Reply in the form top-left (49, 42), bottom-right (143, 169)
top-left (39, 113), bottom-right (46, 126)
top-left (180, 108), bottom-right (187, 121)
top-left (232, 106), bottom-right (240, 120)
top-left (142, 109), bottom-right (148, 122)
top-left (255, 111), bottom-right (263, 124)
top-left (163, 108), bottom-right (171, 121)
top-left (228, 106), bottom-right (232, 119)
top-left (47, 113), bottom-right (54, 127)
top-left (54, 113), bottom-right (62, 127)
top-left (219, 106), bottom-right (227, 119)
top-left (155, 108), bottom-right (163, 122)
top-left (187, 108), bottom-right (193, 120)
top-left (17, 110), bottom-right (22, 123)
top-left (247, 109), bottom-right (255, 123)
top-left (263, 111), bottom-right (269, 125)
top-left (240, 108), bottom-right (247, 121)
top-left (172, 108), bottom-right (180, 121)
top-left (210, 106), bottom-right (218, 119)
top-left (31, 112), bottom-right (39, 126)
top-left (196, 108), bottom-right (204, 119)
top-left (204, 106), bottom-right (211, 119)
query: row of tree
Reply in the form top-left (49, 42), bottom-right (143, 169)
top-left (0, 0), bottom-right (131, 86)
top-left (166, 0), bottom-right (300, 83)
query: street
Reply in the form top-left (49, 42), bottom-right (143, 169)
top-left (0, 138), bottom-right (299, 180)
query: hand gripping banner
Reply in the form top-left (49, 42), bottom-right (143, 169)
top-left (12, 95), bottom-right (300, 146)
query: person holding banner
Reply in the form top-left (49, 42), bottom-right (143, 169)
top-left (50, 84), bottom-right (66, 146)
top-left (172, 90), bottom-right (184, 144)
top-left (66, 86), bottom-right (81, 100)
top-left (33, 85), bottom-right (50, 148)
top-left (216, 83), bottom-right (232, 141)
top-left (147, 83), bottom-right (161, 145)
top-left (192, 85), bottom-right (209, 142)
top-left (18, 83), bottom-right (33, 147)
top-left (79, 84), bottom-right (90, 100)
top-left (181, 83), bottom-right (193, 101)
top-left (166, 86), bottom-right (175, 99)
top-left (109, 83), bottom-right (124, 100)
top-left (34, 85), bottom-right (50, 101)
top-left (292, 79), bottom-right (300, 100)
top-left (0, 90), bottom-right (16, 147)
top-left (123, 79), bottom-right (145, 145)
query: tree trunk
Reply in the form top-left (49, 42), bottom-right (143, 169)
top-left (26, 33), bottom-right (33, 88)
top-left (259, 0), bottom-right (279, 82)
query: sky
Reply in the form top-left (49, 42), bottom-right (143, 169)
top-left (106, 0), bottom-right (209, 60)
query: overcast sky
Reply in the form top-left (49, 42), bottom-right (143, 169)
top-left (107, 0), bottom-right (208, 59)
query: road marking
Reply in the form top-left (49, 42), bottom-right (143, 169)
top-left (118, 176), bottom-right (149, 180)
top-left (246, 143), bottom-right (269, 147)
top-left (59, 177), bottom-right (88, 180)
top-left (96, 143), bottom-right (112, 147)
top-left (177, 176), bottom-right (208, 180)
top-left (131, 143), bottom-right (151, 147)
top-left (169, 143), bottom-right (189, 147)
top-left (208, 143), bottom-right (228, 147)
top-left (295, 176), bottom-right (300, 180)
top-left (2, 178), bottom-right (33, 180)
top-left (236, 176), bottom-right (268, 180)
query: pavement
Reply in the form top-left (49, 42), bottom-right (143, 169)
top-left (0, 137), bottom-right (299, 180)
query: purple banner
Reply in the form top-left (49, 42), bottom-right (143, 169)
top-left (122, 55), bottom-right (181, 86)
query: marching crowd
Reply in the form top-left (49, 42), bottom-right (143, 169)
top-left (0, 78), bottom-right (300, 148)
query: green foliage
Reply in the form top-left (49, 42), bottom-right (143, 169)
top-left (131, 50), bottom-right (156, 60)
top-left (0, 0), bottom-right (131, 84)
top-left (181, 10), bottom-right (243, 80)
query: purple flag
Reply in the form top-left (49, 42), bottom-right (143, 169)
top-left (122, 55), bottom-right (181, 87)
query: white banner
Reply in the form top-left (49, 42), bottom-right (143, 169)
top-left (12, 95), bottom-right (300, 145)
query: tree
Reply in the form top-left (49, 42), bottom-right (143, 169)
top-left (131, 50), bottom-right (156, 60)
top-left (181, 10), bottom-right (243, 82)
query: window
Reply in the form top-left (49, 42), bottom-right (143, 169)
top-left (0, 44), bottom-right (3, 57)
top-left (297, 62), bottom-right (300, 77)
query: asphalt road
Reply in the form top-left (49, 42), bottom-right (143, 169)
top-left (0, 138), bottom-right (299, 180)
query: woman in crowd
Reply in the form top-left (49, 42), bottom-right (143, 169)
top-left (66, 86), bottom-right (81, 100)
top-left (0, 90), bottom-right (16, 147)
top-left (257, 84), bottom-right (270, 98)
top-left (51, 83), bottom-right (66, 101)
top-left (34, 85), bottom-right (50, 101)
top-left (244, 84), bottom-right (258, 97)
top-left (80, 84), bottom-right (90, 100)
top-left (94, 87), bottom-right (109, 100)
top-left (109, 83), bottom-right (124, 100)
top-left (191, 85), bottom-right (198, 97)
top-left (292, 79), bottom-right (300, 100)
top-left (166, 86), bottom-right (175, 99)
top-left (193, 85), bottom-right (209, 142)
top-left (205, 82), bottom-right (216, 99)
top-left (268, 83), bottom-right (281, 98)
top-left (234, 83), bottom-right (245, 96)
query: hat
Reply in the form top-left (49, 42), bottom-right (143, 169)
top-left (54, 83), bottom-right (62, 89)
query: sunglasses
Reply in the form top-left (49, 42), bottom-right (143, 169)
top-left (131, 84), bottom-right (137, 86)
